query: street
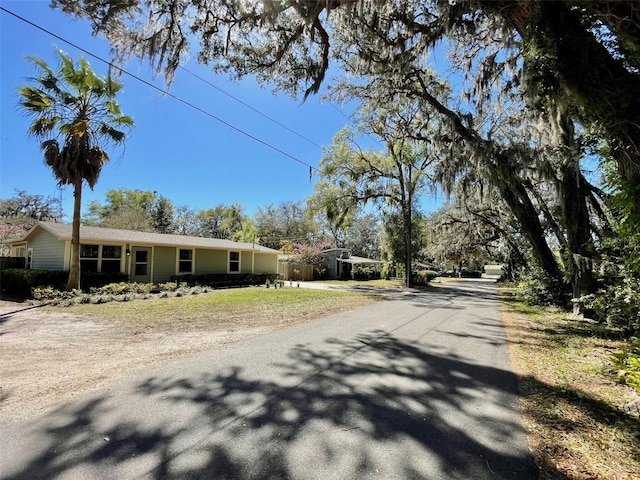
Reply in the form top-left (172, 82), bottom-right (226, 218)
top-left (0, 279), bottom-right (537, 479)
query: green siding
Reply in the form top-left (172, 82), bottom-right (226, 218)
top-left (254, 253), bottom-right (278, 274)
top-left (153, 246), bottom-right (176, 283)
top-left (29, 229), bottom-right (66, 270)
top-left (194, 249), bottom-right (227, 274)
top-left (240, 251), bottom-right (252, 273)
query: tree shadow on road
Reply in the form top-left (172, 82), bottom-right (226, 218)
top-left (4, 331), bottom-right (539, 479)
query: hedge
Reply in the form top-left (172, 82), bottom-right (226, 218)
top-left (171, 273), bottom-right (277, 288)
top-left (0, 269), bottom-right (128, 298)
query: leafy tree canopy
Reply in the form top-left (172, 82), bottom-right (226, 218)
top-left (0, 189), bottom-right (62, 225)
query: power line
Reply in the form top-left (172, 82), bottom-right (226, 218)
top-left (0, 6), bottom-right (321, 173)
top-left (180, 66), bottom-right (324, 150)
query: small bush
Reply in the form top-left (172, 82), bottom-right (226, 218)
top-left (32, 286), bottom-right (63, 300)
top-left (91, 282), bottom-right (129, 296)
top-left (353, 265), bottom-right (382, 281)
top-left (91, 295), bottom-right (113, 304)
top-left (91, 282), bottom-right (154, 296)
top-left (578, 277), bottom-right (640, 336)
top-left (609, 337), bottom-right (640, 392)
top-left (516, 268), bottom-right (568, 306)
top-left (157, 281), bottom-right (178, 292)
top-left (413, 270), bottom-right (438, 286)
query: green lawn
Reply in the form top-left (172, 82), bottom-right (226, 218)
top-left (57, 286), bottom-right (381, 332)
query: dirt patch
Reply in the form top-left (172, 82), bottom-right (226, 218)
top-left (0, 300), bottom-right (276, 421)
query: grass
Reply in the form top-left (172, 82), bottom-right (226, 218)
top-left (501, 288), bottom-right (640, 480)
top-left (313, 278), bottom-right (406, 288)
top-left (57, 286), bottom-right (381, 332)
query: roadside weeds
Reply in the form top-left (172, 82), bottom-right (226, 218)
top-left (501, 292), bottom-right (640, 480)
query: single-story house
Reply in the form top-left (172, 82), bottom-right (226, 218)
top-left (323, 248), bottom-right (384, 279)
top-left (8, 221), bottom-right (279, 283)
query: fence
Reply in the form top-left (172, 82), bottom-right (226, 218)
top-left (278, 263), bottom-right (316, 281)
top-left (0, 256), bottom-right (26, 269)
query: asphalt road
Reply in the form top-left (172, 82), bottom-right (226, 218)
top-left (0, 279), bottom-right (538, 479)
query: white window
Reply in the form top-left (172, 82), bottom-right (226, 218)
top-left (80, 244), bottom-right (122, 273)
top-left (101, 245), bottom-right (122, 273)
top-left (80, 244), bottom-right (99, 272)
top-left (229, 251), bottom-right (240, 272)
top-left (134, 250), bottom-right (148, 276)
top-left (178, 249), bottom-right (193, 273)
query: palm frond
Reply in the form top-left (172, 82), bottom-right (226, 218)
top-left (18, 86), bottom-right (54, 112)
top-left (19, 48), bottom-right (133, 190)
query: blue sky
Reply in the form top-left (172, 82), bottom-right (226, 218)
top-left (1, 1), bottom-right (444, 222)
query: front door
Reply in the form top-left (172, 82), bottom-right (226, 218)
top-left (131, 247), bottom-right (152, 283)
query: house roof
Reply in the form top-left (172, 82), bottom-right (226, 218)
top-left (337, 255), bottom-right (384, 265)
top-left (23, 221), bottom-right (279, 253)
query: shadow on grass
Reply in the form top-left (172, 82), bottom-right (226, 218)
top-left (500, 292), bottom-right (640, 479)
top-left (3, 330), bottom-right (538, 480)
top-left (500, 293), bottom-right (629, 347)
top-left (518, 375), bottom-right (640, 480)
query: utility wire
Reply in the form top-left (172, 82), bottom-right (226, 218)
top-left (180, 66), bottom-right (324, 150)
top-left (0, 6), bottom-right (321, 173)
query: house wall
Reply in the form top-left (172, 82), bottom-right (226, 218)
top-left (254, 253), bottom-right (278, 274)
top-left (194, 249), bottom-right (227, 275)
top-left (153, 246), bottom-right (177, 283)
top-left (240, 251), bottom-right (252, 274)
top-left (324, 249), bottom-right (349, 279)
top-left (28, 229), bottom-right (66, 271)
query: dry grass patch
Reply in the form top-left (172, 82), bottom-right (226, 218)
top-left (501, 291), bottom-right (640, 480)
top-left (58, 286), bottom-right (380, 332)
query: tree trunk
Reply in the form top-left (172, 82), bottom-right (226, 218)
top-left (404, 206), bottom-right (414, 288)
top-left (493, 152), bottom-right (565, 293)
top-left (559, 166), bottom-right (596, 312)
top-left (66, 178), bottom-right (82, 291)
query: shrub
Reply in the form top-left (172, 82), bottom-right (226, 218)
top-left (609, 337), bottom-right (640, 393)
top-left (80, 271), bottom-right (129, 291)
top-left (1, 269), bottom-right (68, 298)
top-left (31, 285), bottom-right (63, 300)
top-left (157, 281), bottom-right (178, 292)
top-left (171, 273), bottom-right (275, 288)
top-left (91, 295), bottom-right (113, 304)
top-left (1, 269), bottom-right (133, 299)
top-left (516, 268), bottom-right (569, 306)
top-left (578, 277), bottom-right (640, 336)
top-left (460, 269), bottom-right (482, 278)
top-left (90, 282), bottom-right (152, 296)
top-left (353, 265), bottom-right (382, 281)
top-left (31, 286), bottom-right (83, 301)
top-left (413, 270), bottom-right (438, 286)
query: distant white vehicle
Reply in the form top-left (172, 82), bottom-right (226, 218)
top-left (484, 264), bottom-right (505, 277)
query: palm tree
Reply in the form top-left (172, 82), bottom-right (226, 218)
top-left (19, 50), bottom-right (133, 290)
